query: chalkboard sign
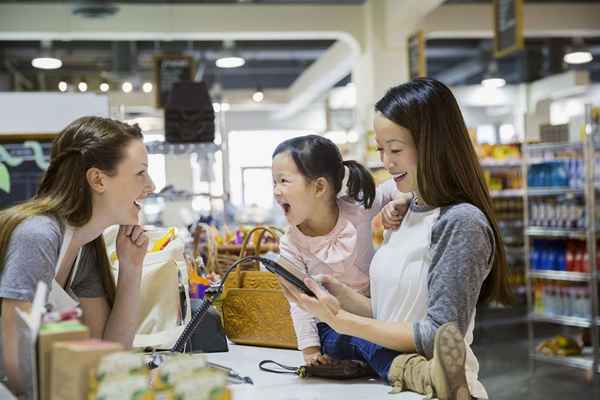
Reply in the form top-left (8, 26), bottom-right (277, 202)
top-left (494, 0), bottom-right (524, 58)
top-left (0, 136), bottom-right (53, 210)
top-left (408, 31), bottom-right (426, 80)
top-left (154, 54), bottom-right (195, 108)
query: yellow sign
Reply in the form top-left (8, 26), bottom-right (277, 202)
top-left (408, 31), bottom-right (426, 79)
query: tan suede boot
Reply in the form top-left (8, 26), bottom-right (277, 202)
top-left (387, 322), bottom-right (470, 400)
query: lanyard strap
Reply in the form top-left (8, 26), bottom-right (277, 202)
top-left (258, 360), bottom-right (300, 375)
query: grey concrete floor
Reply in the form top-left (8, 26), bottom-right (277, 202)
top-left (473, 306), bottom-right (600, 399)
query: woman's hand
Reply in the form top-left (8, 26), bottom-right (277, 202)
top-left (280, 278), bottom-right (342, 329)
top-left (116, 225), bottom-right (148, 269)
top-left (315, 274), bottom-right (349, 299)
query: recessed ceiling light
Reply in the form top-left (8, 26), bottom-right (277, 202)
top-left (78, 82), bottom-right (88, 92)
top-left (122, 81), bottom-right (133, 93)
top-left (252, 87), bottom-right (264, 103)
top-left (99, 82), bottom-right (110, 92)
top-left (142, 82), bottom-right (153, 93)
top-left (58, 81), bottom-right (68, 92)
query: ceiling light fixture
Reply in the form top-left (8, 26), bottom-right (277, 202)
top-left (564, 38), bottom-right (593, 65)
top-left (481, 61), bottom-right (506, 89)
top-left (216, 40), bottom-right (245, 69)
top-left (78, 81), bottom-right (88, 92)
top-left (32, 40), bottom-right (62, 70)
top-left (99, 82), bottom-right (110, 92)
top-left (58, 81), bottom-right (68, 92)
top-left (142, 82), bottom-right (153, 93)
top-left (252, 86), bottom-right (264, 103)
top-left (122, 81), bottom-right (133, 93)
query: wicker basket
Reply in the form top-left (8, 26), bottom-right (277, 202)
top-left (194, 224), bottom-right (281, 276)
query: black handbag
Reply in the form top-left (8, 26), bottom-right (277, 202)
top-left (258, 359), bottom-right (376, 380)
top-left (164, 81), bottom-right (215, 143)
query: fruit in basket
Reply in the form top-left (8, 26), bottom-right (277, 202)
top-left (536, 335), bottom-right (582, 357)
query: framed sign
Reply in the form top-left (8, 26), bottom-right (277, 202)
top-left (0, 134), bottom-right (55, 209)
top-left (494, 0), bottom-right (524, 58)
top-left (408, 31), bottom-right (426, 80)
top-left (154, 54), bottom-right (195, 108)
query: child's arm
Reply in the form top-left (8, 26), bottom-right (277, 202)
top-left (279, 234), bottom-right (323, 361)
top-left (369, 179), bottom-right (411, 228)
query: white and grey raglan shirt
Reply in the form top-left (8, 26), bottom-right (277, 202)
top-left (370, 201), bottom-right (494, 399)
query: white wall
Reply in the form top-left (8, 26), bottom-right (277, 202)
top-left (0, 93), bottom-right (109, 133)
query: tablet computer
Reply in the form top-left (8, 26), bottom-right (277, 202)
top-left (261, 254), bottom-right (317, 297)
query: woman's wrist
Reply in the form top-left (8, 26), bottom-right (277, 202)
top-left (115, 265), bottom-right (142, 290)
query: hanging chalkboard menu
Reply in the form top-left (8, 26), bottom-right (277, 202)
top-left (0, 135), bottom-right (54, 210)
top-left (154, 54), bottom-right (195, 108)
top-left (494, 0), bottom-right (524, 58)
top-left (407, 31), bottom-right (426, 80)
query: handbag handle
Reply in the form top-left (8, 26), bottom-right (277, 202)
top-left (194, 223), bottom-right (218, 273)
top-left (233, 226), bottom-right (283, 287)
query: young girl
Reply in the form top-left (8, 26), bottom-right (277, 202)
top-left (282, 79), bottom-right (512, 400)
top-left (0, 116), bottom-right (155, 395)
top-left (271, 135), bottom-right (410, 364)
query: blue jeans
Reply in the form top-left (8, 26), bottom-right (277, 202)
top-left (317, 322), bottom-right (401, 382)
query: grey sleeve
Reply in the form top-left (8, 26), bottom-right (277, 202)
top-left (0, 216), bottom-right (61, 301)
top-left (412, 204), bottom-right (495, 358)
top-left (70, 244), bottom-right (107, 298)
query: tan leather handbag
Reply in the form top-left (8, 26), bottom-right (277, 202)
top-left (220, 226), bottom-right (298, 349)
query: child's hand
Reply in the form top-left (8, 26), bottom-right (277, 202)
top-left (303, 347), bottom-right (331, 365)
top-left (381, 197), bottom-right (409, 230)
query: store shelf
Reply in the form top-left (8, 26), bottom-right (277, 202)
top-left (368, 161), bottom-right (384, 169)
top-left (529, 313), bottom-right (597, 328)
top-left (528, 270), bottom-right (595, 282)
top-left (530, 352), bottom-right (598, 372)
top-left (145, 141), bottom-right (220, 155)
top-left (480, 159), bottom-right (522, 168)
top-left (525, 227), bottom-right (588, 239)
top-left (527, 187), bottom-right (584, 196)
top-left (526, 142), bottom-right (583, 153)
top-left (490, 189), bottom-right (524, 198)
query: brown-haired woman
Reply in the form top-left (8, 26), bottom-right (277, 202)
top-left (281, 78), bottom-right (512, 400)
top-left (0, 116), bottom-right (155, 395)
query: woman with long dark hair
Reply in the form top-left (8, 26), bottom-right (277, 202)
top-left (0, 116), bottom-right (155, 395)
top-left (282, 78), bottom-right (511, 400)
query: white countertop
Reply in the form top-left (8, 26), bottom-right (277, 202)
top-left (206, 344), bottom-right (426, 400)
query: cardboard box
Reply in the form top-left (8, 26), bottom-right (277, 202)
top-left (50, 339), bottom-right (123, 400)
top-left (38, 321), bottom-right (89, 400)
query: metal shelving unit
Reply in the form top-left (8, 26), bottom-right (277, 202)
top-left (524, 104), bottom-right (600, 383)
top-left (525, 227), bottom-right (588, 240)
top-left (529, 270), bottom-right (596, 282)
top-left (143, 140), bottom-right (223, 219)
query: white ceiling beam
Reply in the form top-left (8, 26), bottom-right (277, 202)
top-left (272, 40), bottom-right (357, 120)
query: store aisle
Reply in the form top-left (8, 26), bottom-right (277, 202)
top-left (474, 327), bottom-right (600, 400)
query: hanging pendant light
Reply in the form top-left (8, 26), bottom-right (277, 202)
top-left (216, 40), bottom-right (245, 69)
top-left (564, 38), bottom-right (593, 65)
top-left (32, 40), bottom-right (62, 70)
top-left (481, 61), bottom-right (506, 89)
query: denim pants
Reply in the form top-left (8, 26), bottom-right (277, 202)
top-left (317, 322), bottom-right (401, 382)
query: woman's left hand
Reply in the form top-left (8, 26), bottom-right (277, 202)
top-left (116, 225), bottom-right (148, 270)
top-left (280, 278), bottom-right (342, 328)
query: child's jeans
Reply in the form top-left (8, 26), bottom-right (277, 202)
top-left (317, 322), bottom-right (401, 382)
